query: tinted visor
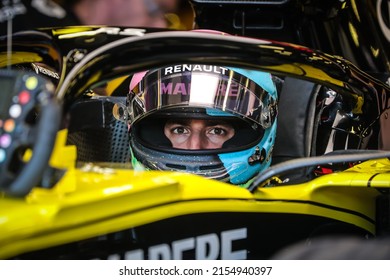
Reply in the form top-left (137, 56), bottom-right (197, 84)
top-left (129, 65), bottom-right (272, 127)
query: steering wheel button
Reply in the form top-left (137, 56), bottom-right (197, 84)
top-left (19, 90), bottom-right (31, 104)
top-left (0, 134), bottom-right (11, 148)
top-left (4, 119), bottom-right (15, 132)
top-left (0, 149), bottom-right (5, 163)
top-left (26, 76), bottom-right (38, 90)
top-left (9, 104), bottom-right (22, 118)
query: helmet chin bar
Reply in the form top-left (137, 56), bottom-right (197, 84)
top-left (130, 137), bottom-right (229, 180)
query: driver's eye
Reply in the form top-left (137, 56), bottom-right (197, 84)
top-left (172, 126), bottom-right (188, 134)
top-left (209, 127), bottom-right (226, 135)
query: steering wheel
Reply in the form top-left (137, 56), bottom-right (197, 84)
top-left (0, 69), bottom-right (61, 197)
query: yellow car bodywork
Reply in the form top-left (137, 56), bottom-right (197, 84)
top-left (0, 129), bottom-right (389, 259)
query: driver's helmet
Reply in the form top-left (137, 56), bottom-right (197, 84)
top-left (127, 64), bottom-right (278, 186)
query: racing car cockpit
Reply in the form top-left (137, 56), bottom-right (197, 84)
top-left (63, 29), bottom-right (389, 187)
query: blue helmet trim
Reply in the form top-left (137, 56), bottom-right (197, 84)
top-left (219, 119), bottom-right (277, 185)
top-left (205, 108), bottom-right (235, 117)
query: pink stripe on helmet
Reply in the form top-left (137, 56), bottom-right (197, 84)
top-left (129, 70), bottom-right (148, 91)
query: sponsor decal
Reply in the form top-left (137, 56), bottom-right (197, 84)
top-left (107, 227), bottom-right (248, 260)
top-left (164, 64), bottom-right (228, 76)
top-left (157, 65), bottom-right (242, 97)
top-left (31, 63), bottom-right (60, 80)
top-left (160, 80), bottom-right (241, 97)
top-left (58, 27), bottom-right (146, 39)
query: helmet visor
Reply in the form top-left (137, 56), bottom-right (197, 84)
top-left (129, 65), bottom-right (274, 128)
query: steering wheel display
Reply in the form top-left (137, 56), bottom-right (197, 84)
top-left (0, 69), bottom-right (61, 197)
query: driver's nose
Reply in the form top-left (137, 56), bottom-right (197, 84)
top-left (187, 134), bottom-right (203, 150)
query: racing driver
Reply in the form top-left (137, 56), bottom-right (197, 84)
top-left (126, 64), bottom-right (278, 187)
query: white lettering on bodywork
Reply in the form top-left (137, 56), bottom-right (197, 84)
top-left (107, 227), bottom-right (248, 260)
